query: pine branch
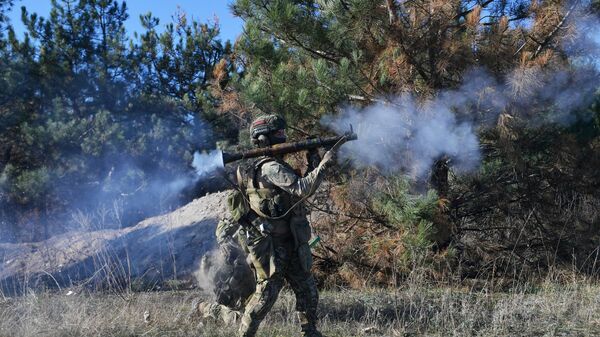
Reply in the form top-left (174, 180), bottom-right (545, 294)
top-left (514, 0), bottom-right (580, 58)
top-left (395, 30), bottom-right (431, 83)
top-left (481, 13), bottom-right (531, 26)
top-left (347, 94), bottom-right (387, 104)
top-left (454, 0), bottom-right (495, 21)
top-left (255, 24), bottom-right (340, 64)
top-left (532, 1), bottom-right (579, 59)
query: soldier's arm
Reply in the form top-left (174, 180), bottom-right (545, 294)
top-left (261, 161), bottom-right (326, 198)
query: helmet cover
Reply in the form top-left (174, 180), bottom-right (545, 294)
top-left (250, 115), bottom-right (286, 145)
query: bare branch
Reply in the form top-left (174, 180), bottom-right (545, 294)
top-left (532, 1), bottom-right (579, 59)
top-left (514, 0), bottom-right (580, 58)
top-left (385, 0), bottom-right (398, 25)
top-left (454, 0), bottom-right (495, 21)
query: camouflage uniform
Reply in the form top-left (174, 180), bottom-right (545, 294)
top-left (193, 218), bottom-right (255, 323)
top-left (238, 156), bottom-right (326, 337)
top-left (214, 219), bottom-right (255, 310)
top-left (194, 299), bottom-right (242, 325)
top-left (196, 114), bottom-right (331, 336)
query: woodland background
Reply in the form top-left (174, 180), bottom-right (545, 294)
top-left (1, 0), bottom-right (600, 286)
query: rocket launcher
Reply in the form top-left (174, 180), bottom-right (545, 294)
top-left (221, 128), bottom-right (358, 165)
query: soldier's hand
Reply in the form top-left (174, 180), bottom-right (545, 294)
top-left (319, 135), bottom-right (346, 169)
top-left (306, 149), bottom-right (321, 171)
top-left (319, 149), bottom-right (336, 169)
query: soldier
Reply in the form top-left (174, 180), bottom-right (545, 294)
top-left (234, 114), bottom-right (335, 337)
top-left (192, 115), bottom-right (334, 337)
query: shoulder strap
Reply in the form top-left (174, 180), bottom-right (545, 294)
top-left (248, 157), bottom-right (276, 189)
top-left (244, 157), bottom-right (281, 219)
top-left (236, 166), bottom-right (245, 189)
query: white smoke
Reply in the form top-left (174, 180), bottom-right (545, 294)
top-left (324, 96), bottom-right (482, 177)
top-left (324, 11), bottom-right (600, 177)
top-left (566, 14), bottom-right (600, 71)
top-left (194, 248), bottom-right (225, 299)
top-left (192, 150), bottom-right (224, 177)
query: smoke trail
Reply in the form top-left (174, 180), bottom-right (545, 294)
top-left (324, 12), bottom-right (600, 177)
top-left (324, 96), bottom-right (482, 177)
top-left (323, 69), bottom-right (502, 176)
top-left (566, 14), bottom-right (600, 71)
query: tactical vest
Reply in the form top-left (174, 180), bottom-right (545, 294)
top-left (235, 158), bottom-right (314, 275)
top-left (241, 157), bottom-right (295, 221)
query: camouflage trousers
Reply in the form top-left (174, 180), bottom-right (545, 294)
top-left (238, 235), bottom-right (321, 337)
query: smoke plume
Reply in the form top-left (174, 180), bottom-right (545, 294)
top-left (192, 150), bottom-right (225, 177)
top-left (324, 12), bottom-right (600, 177)
top-left (324, 96), bottom-right (481, 177)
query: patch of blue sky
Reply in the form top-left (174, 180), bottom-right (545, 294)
top-left (7, 0), bottom-right (243, 43)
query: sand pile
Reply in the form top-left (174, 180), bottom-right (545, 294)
top-left (0, 191), bottom-right (229, 295)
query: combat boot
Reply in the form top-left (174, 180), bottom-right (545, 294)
top-left (301, 323), bottom-right (323, 337)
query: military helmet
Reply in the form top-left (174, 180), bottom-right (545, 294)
top-left (250, 114), bottom-right (286, 147)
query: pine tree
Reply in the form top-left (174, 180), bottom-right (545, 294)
top-left (0, 1), bottom-right (236, 241)
top-left (0, 0), bottom-right (14, 32)
top-left (231, 0), bottom-right (600, 279)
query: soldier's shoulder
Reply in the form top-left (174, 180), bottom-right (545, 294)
top-left (259, 159), bottom-right (282, 171)
top-left (260, 160), bottom-right (297, 186)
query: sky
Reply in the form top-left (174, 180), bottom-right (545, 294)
top-left (7, 0), bottom-right (244, 43)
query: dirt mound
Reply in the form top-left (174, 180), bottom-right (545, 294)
top-left (0, 191), bottom-right (229, 295)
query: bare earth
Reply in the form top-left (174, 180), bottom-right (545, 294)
top-left (0, 192), bottom-right (229, 294)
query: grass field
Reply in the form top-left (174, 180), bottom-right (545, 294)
top-left (2, 277), bottom-right (600, 337)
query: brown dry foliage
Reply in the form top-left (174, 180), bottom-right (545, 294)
top-left (231, 0), bottom-right (600, 285)
top-left (466, 5), bottom-right (482, 29)
top-left (210, 56), bottom-right (256, 124)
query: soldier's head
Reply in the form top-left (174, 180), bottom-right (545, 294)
top-left (250, 115), bottom-right (287, 148)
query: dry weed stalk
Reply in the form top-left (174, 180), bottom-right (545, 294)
top-left (2, 275), bottom-right (600, 336)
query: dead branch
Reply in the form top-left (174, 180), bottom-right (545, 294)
top-left (514, 0), bottom-right (580, 58)
top-left (532, 0), bottom-right (580, 58)
top-left (454, 0), bottom-right (495, 21)
top-left (385, 0), bottom-right (398, 25)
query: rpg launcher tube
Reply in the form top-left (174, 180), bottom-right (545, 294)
top-left (222, 132), bottom-right (358, 165)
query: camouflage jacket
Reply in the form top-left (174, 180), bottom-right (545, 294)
top-left (257, 157), bottom-right (325, 199)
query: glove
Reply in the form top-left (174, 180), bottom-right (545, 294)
top-left (318, 135), bottom-right (346, 169)
top-left (319, 149), bottom-right (336, 169)
top-left (306, 148), bottom-right (321, 171)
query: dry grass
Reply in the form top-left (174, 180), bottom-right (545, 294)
top-left (2, 277), bottom-right (600, 337)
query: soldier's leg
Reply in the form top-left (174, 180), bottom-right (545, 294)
top-left (286, 269), bottom-right (321, 337)
top-left (239, 229), bottom-right (288, 336)
top-left (238, 276), bottom-right (284, 337)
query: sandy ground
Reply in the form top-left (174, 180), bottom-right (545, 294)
top-left (0, 191), bottom-right (229, 294)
